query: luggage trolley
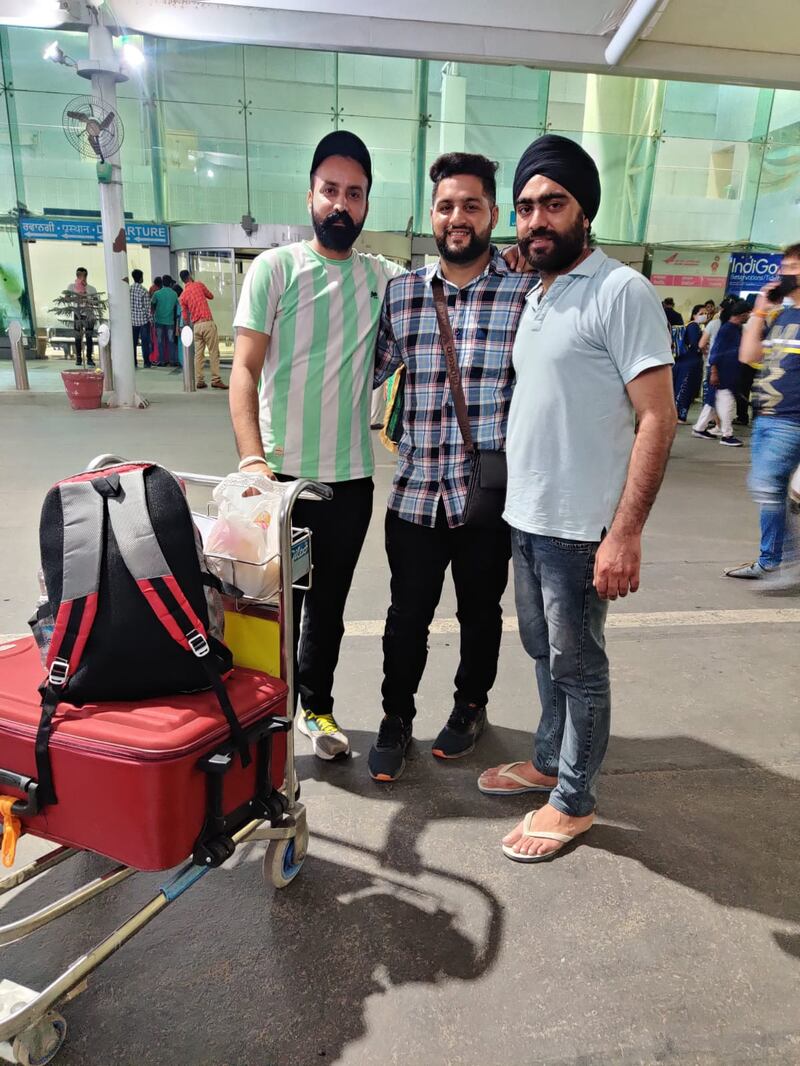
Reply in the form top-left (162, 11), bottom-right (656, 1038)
top-left (0, 455), bottom-right (331, 1065)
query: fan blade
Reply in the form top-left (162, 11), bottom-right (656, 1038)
top-left (99, 111), bottom-right (116, 131)
top-left (66, 111), bottom-right (89, 123)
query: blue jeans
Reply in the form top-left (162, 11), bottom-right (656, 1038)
top-left (749, 416), bottom-right (800, 569)
top-left (673, 356), bottom-right (703, 421)
top-left (155, 324), bottom-right (176, 365)
top-left (512, 530), bottom-right (610, 817)
top-left (132, 324), bottom-right (151, 367)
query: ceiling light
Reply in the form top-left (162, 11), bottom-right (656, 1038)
top-left (121, 42), bottom-right (145, 69)
top-left (207, 169), bottom-right (215, 178)
top-left (43, 40), bottom-right (63, 62)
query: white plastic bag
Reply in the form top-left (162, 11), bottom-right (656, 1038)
top-left (204, 473), bottom-right (284, 600)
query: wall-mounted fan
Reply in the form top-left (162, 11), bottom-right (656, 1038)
top-left (62, 95), bottom-right (124, 163)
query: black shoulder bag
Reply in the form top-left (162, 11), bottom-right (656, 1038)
top-left (431, 277), bottom-right (507, 529)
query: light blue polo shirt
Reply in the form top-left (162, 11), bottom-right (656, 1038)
top-left (504, 248), bottom-right (672, 541)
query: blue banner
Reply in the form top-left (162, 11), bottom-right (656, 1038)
top-left (726, 251), bottom-right (782, 294)
top-left (18, 217), bottom-right (170, 246)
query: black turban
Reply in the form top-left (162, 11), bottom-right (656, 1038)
top-left (310, 130), bottom-right (372, 193)
top-left (513, 134), bottom-right (601, 221)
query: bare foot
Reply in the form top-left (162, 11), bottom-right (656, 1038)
top-left (502, 803), bottom-right (594, 859)
top-left (478, 760), bottom-right (558, 793)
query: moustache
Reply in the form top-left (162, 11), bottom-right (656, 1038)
top-left (321, 210), bottom-right (355, 229)
top-left (521, 229), bottom-right (560, 243)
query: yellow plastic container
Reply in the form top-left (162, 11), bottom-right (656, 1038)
top-left (223, 602), bottom-right (282, 679)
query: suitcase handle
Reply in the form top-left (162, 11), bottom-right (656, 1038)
top-left (0, 769), bottom-right (40, 816)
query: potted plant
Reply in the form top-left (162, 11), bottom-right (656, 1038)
top-left (51, 288), bottom-right (109, 409)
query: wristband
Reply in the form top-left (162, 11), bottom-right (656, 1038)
top-left (237, 454), bottom-right (269, 472)
top-left (751, 309), bottom-right (768, 319)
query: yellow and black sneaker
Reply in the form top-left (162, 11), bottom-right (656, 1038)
top-left (297, 710), bottom-right (350, 760)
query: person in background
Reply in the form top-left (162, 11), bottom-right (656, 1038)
top-left (673, 304), bottom-right (708, 423)
top-left (699, 294), bottom-right (734, 359)
top-left (662, 297), bottom-right (684, 327)
top-left (67, 266), bottom-right (97, 367)
top-left (727, 243), bottom-right (800, 585)
top-left (129, 268), bottom-right (152, 369)
top-left (151, 274), bottom-right (180, 367)
top-left (692, 299), bottom-right (750, 447)
top-left (149, 276), bottom-right (161, 296)
top-left (179, 269), bottom-right (228, 390)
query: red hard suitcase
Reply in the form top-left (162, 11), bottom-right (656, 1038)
top-left (0, 636), bottom-right (289, 871)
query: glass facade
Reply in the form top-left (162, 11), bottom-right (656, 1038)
top-left (0, 26), bottom-right (798, 292)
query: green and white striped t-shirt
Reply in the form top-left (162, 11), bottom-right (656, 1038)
top-left (234, 242), bottom-right (405, 482)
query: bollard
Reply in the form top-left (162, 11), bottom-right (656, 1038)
top-left (181, 325), bottom-right (195, 393)
top-left (97, 323), bottom-right (114, 393)
top-left (8, 321), bottom-right (28, 391)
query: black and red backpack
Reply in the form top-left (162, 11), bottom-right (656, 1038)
top-left (30, 461), bottom-right (249, 808)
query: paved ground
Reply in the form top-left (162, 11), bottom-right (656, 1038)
top-left (1, 372), bottom-right (799, 1066)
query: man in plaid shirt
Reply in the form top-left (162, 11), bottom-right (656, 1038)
top-left (129, 269), bottom-right (152, 369)
top-left (368, 152), bottom-right (535, 782)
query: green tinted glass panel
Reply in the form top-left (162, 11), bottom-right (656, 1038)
top-left (647, 137), bottom-right (765, 245)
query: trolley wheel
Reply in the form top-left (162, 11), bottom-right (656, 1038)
top-left (11, 1011), bottom-right (67, 1066)
top-left (264, 824), bottom-right (309, 889)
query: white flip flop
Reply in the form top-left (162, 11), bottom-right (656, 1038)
top-left (477, 761), bottom-right (555, 795)
top-left (501, 810), bottom-right (589, 863)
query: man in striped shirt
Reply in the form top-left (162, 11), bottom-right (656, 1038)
top-left (230, 130), bottom-right (404, 761)
top-left (368, 153), bottom-right (535, 782)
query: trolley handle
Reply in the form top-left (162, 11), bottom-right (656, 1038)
top-left (85, 455), bottom-right (334, 504)
top-left (0, 768), bottom-right (40, 816)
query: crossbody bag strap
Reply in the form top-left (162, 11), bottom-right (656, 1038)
top-left (431, 276), bottom-right (474, 454)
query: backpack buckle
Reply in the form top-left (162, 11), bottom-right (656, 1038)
top-left (48, 657), bottom-right (70, 687)
top-left (187, 630), bottom-right (210, 658)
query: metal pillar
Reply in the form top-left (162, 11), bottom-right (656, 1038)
top-left (8, 320), bottom-right (28, 390)
top-left (181, 325), bottom-right (195, 392)
top-left (77, 10), bottom-right (137, 408)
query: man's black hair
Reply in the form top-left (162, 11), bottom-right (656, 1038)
top-left (76, 267), bottom-right (87, 275)
top-left (131, 268), bottom-right (143, 283)
top-left (179, 269), bottom-right (191, 283)
top-left (663, 297), bottom-right (675, 306)
top-left (153, 276), bottom-right (162, 288)
top-left (429, 153), bottom-right (498, 204)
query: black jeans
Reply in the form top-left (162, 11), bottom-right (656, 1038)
top-left (381, 504), bottom-right (511, 724)
top-left (737, 363), bottom-right (758, 424)
top-left (279, 476), bottom-right (373, 716)
top-left (74, 324), bottom-right (94, 363)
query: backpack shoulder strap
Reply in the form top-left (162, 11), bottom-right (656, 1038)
top-left (36, 477), bottom-right (106, 806)
top-left (107, 467), bottom-right (250, 766)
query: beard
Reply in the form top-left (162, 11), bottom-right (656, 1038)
top-left (434, 223), bottom-right (492, 265)
top-left (519, 213), bottom-right (587, 272)
top-left (312, 207), bottom-right (364, 252)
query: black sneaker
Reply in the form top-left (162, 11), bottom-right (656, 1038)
top-left (692, 428), bottom-right (716, 440)
top-left (368, 715), bottom-right (412, 782)
top-left (719, 435), bottom-right (744, 447)
top-left (432, 704), bottom-right (487, 760)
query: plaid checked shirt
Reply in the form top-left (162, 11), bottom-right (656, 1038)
top-left (375, 249), bottom-right (534, 528)
top-left (129, 282), bottom-right (151, 327)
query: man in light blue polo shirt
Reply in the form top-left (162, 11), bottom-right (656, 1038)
top-left (478, 135), bottom-right (676, 864)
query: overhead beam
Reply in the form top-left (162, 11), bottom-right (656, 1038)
top-left (11, 0), bottom-right (800, 92)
